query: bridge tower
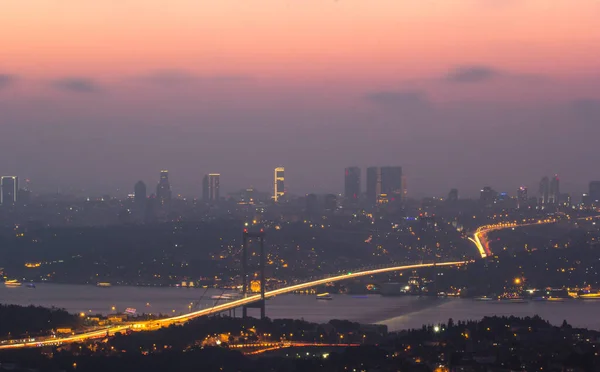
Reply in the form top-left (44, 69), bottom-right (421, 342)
top-left (242, 228), bottom-right (266, 319)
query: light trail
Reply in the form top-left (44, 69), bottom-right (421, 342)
top-left (161, 260), bottom-right (466, 324)
top-left (468, 215), bottom-right (590, 259)
top-left (0, 260), bottom-right (467, 349)
top-left (5, 214), bottom-right (599, 350)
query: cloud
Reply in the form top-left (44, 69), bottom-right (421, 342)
top-left (51, 77), bottom-right (101, 93)
top-left (445, 65), bottom-right (501, 83)
top-left (138, 70), bottom-right (250, 87)
top-left (0, 74), bottom-right (17, 89)
top-left (365, 90), bottom-right (430, 110)
top-left (443, 65), bottom-right (546, 85)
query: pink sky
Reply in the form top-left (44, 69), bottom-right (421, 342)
top-left (1, 1), bottom-right (600, 196)
top-left (2, 1), bottom-right (599, 80)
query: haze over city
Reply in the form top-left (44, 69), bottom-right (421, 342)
top-left (1, 1), bottom-right (600, 197)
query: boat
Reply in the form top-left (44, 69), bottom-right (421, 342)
top-left (473, 296), bottom-right (494, 301)
top-left (26, 283), bottom-right (36, 289)
top-left (97, 282), bottom-right (112, 288)
top-left (4, 280), bottom-right (22, 287)
top-left (493, 298), bottom-right (528, 304)
top-left (578, 293), bottom-right (600, 300)
top-left (316, 293), bottom-right (333, 300)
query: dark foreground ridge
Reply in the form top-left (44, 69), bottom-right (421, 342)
top-left (1, 311), bottom-right (600, 372)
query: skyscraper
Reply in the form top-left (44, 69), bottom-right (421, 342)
top-left (589, 181), bottom-right (600, 204)
top-left (134, 181), bottom-right (147, 205)
top-left (0, 176), bottom-right (18, 205)
top-left (324, 194), bottom-right (337, 211)
top-left (539, 176), bottom-right (549, 205)
top-left (273, 167), bottom-right (285, 202)
top-left (380, 166), bottom-right (402, 201)
top-left (306, 193), bottom-right (318, 216)
top-left (366, 167), bottom-right (381, 204)
top-left (203, 173), bottom-right (220, 202)
top-left (344, 167), bottom-right (361, 201)
top-left (517, 186), bottom-right (528, 209)
top-left (480, 186), bottom-right (497, 206)
top-left (134, 181), bottom-right (147, 220)
top-left (156, 170), bottom-right (171, 203)
top-left (549, 175), bottom-right (560, 205)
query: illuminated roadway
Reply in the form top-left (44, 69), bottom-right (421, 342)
top-left (469, 217), bottom-right (562, 259)
top-left (0, 260), bottom-right (467, 349)
top-left (5, 214), bottom-right (598, 349)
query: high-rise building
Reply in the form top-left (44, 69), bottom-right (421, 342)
top-left (380, 166), bottom-right (402, 201)
top-left (366, 167), bottom-right (381, 204)
top-left (134, 181), bottom-right (147, 220)
top-left (480, 186), bottom-right (497, 206)
top-left (549, 175), bottom-right (560, 204)
top-left (306, 193), bottom-right (318, 215)
top-left (0, 176), bottom-right (18, 205)
top-left (203, 173), bottom-right (220, 202)
top-left (559, 193), bottom-right (571, 208)
top-left (517, 186), bottom-right (528, 209)
top-left (156, 170), bottom-right (171, 203)
top-left (447, 188), bottom-right (458, 202)
top-left (344, 167), bottom-right (361, 201)
top-left (273, 167), bottom-right (285, 202)
top-left (324, 194), bottom-right (337, 211)
top-left (589, 181), bottom-right (600, 205)
top-left (539, 176), bottom-right (549, 205)
top-left (134, 181), bottom-right (147, 205)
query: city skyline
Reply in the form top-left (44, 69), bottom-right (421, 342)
top-left (1, 2), bottom-right (600, 197)
top-left (2, 167), bottom-right (599, 202)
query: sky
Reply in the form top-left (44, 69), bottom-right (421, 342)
top-left (1, 1), bottom-right (600, 198)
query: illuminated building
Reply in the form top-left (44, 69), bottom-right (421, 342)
top-left (380, 166), bottom-right (402, 201)
top-left (539, 176), bottom-right (549, 205)
top-left (559, 193), bottom-right (571, 207)
top-left (203, 173), bottom-right (220, 202)
top-left (480, 186), bottom-right (497, 206)
top-left (366, 167), bottom-right (381, 204)
top-left (240, 188), bottom-right (255, 204)
top-left (367, 166), bottom-right (402, 204)
top-left (156, 170), bottom-right (171, 203)
top-left (344, 167), bottom-right (361, 201)
top-left (273, 167), bottom-right (285, 202)
top-left (0, 176), bottom-right (18, 205)
top-left (549, 174), bottom-right (560, 204)
top-left (324, 194), bottom-right (337, 211)
top-left (589, 181), bottom-right (600, 205)
top-left (517, 186), bottom-right (528, 209)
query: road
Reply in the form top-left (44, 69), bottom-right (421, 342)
top-left (469, 217), bottom-right (561, 258)
top-left (0, 260), bottom-right (467, 349)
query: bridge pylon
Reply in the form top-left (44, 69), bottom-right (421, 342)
top-left (242, 228), bottom-right (266, 319)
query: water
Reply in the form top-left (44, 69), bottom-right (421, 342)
top-left (2, 284), bottom-right (600, 331)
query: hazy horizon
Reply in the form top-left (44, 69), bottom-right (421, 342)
top-left (2, 1), bottom-right (600, 197)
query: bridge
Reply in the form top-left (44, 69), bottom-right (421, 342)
top-left (6, 213), bottom-right (593, 350)
top-left (0, 260), bottom-right (467, 349)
